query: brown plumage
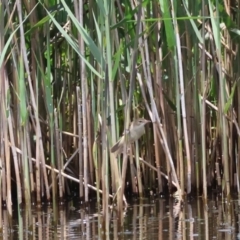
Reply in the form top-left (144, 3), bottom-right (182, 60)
top-left (111, 118), bottom-right (150, 156)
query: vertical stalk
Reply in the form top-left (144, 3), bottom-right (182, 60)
top-left (170, 0), bottom-right (191, 195)
top-left (8, 111), bottom-right (22, 206)
top-left (175, 57), bottom-right (185, 195)
top-left (103, 0), bottom-right (121, 212)
top-left (22, 127), bottom-right (31, 206)
top-left (26, 123), bottom-right (35, 202)
top-left (193, 49), bottom-right (201, 195)
top-left (87, 99), bottom-right (94, 185)
top-left (208, 0), bottom-right (230, 198)
top-left (79, 0), bottom-right (88, 202)
top-left (16, 0), bottom-right (50, 204)
top-left (153, 1), bottom-right (164, 194)
top-left (45, 24), bottom-right (56, 206)
top-left (55, 109), bottom-right (63, 201)
top-left (101, 68), bottom-right (109, 217)
top-left (92, 131), bottom-right (100, 203)
top-left (77, 87), bottom-right (83, 199)
top-left (201, 0), bottom-right (207, 201)
top-left (237, 0), bottom-right (240, 196)
top-left (0, 0), bottom-right (7, 220)
top-left (135, 141), bottom-right (143, 195)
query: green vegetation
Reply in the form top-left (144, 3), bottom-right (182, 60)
top-left (0, 0), bottom-right (239, 219)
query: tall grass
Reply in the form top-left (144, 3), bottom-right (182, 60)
top-left (0, 0), bottom-right (239, 219)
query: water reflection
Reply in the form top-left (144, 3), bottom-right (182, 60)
top-left (4, 197), bottom-right (240, 239)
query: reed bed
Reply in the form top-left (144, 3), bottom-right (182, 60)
top-left (0, 0), bottom-right (239, 219)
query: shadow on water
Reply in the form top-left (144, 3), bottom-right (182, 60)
top-left (3, 196), bottom-right (240, 239)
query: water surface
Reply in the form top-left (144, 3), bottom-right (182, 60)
top-left (2, 196), bottom-right (240, 239)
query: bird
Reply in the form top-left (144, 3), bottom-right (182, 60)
top-left (111, 118), bottom-right (150, 156)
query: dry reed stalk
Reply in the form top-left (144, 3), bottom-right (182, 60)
top-left (129, 152), bottom-right (137, 195)
top-left (104, 11), bottom-right (121, 213)
top-left (77, 87), bottom-right (83, 199)
top-left (72, 94), bottom-right (77, 150)
top-left (138, 157), bottom-right (178, 188)
top-left (170, 0), bottom-right (192, 195)
top-left (21, 127), bottom-right (31, 206)
top-left (8, 141), bottom-right (113, 198)
top-left (8, 110), bottom-right (22, 205)
top-left (16, 1), bottom-right (51, 203)
top-left (55, 109), bottom-right (63, 200)
top-left (0, 120), bottom-right (2, 226)
top-left (117, 1), bottom-right (143, 210)
top-left (153, 124), bottom-right (163, 193)
top-left (121, 154), bottom-right (128, 199)
top-left (152, 0), bottom-right (164, 194)
top-left (0, 5), bottom-right (6, 220)
top-left (92, 130), bottom-right (100, 202)
top-left (135, 141), bottom-right (143, 196)
top-left (0, 176), bottom-right (2, 228)
top-left (76, 0), bottom-right (89, 202)
top-left (59, 113), bottom-right (65, 196)
top-left (4, 112), bottom-right (12, 215)
top-left (137, 73), bottom-right (182, 197)
top-left (26, 123), bottom-right (35, 200)
top-left (1, 114), bottom-right (8, 211)
top-left (201, 1), bottom-right (207, 200)
top-left (238, 91), bottom-right (240, 193)
top-left (101, 69), bottom-right (109, 216)
top-left (87, 98), bottom-right (94, 185)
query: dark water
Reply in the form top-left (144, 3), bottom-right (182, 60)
top-left (2, 196), bottom-right (240, 239)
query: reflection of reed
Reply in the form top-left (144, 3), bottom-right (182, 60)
top-left (139, 201), bottom-right (143, 239)
top-left (158, 200), bottom-right (164, 239)
top-left (3, 210), bottom-right (10, 240)
top-left (59, 208), bottom-right (66, 239)
top-left (188, 204), bottom-right (194, 238)
top-left (37, 209), bottom-right (42, 240)
top-left (3, 198), bottom-right (238, 239)
top-left (168, 199), bottom-right (174, 239)
top-left (133, 203), bottom-right (137, 240)
top-left (204, 203), bottom-right (210, 240)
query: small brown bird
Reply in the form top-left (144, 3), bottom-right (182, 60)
top-left (111, 118), bottom-right (150, 156)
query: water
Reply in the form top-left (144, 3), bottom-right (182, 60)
top-left (2, 196), bottom-right (240, 239)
